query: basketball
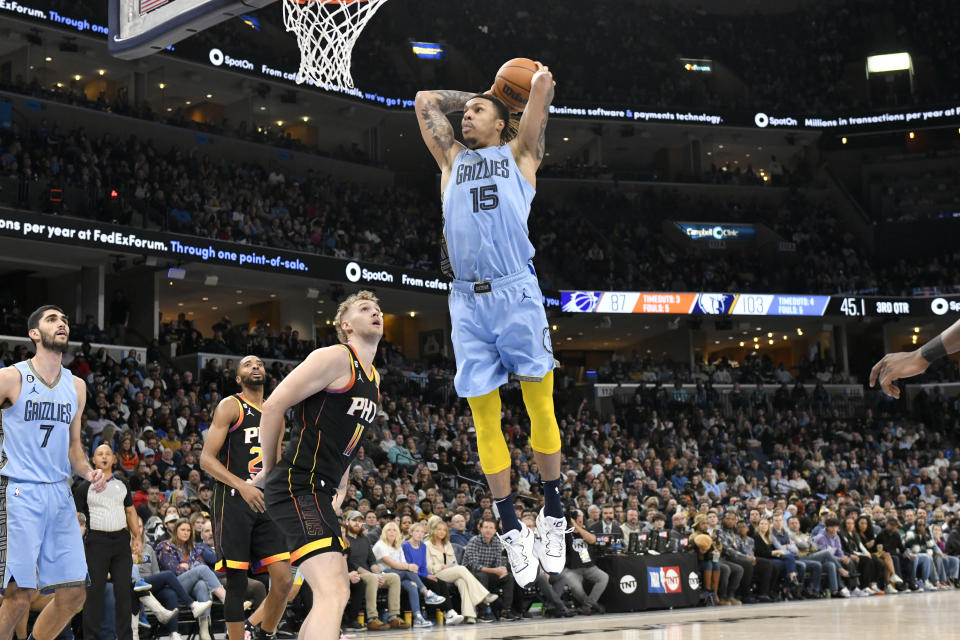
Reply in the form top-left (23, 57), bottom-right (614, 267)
top-left (493, 57), bottom-right (538, 113)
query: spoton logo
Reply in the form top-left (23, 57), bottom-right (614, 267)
top-left (755, 112), bottom-right (769, 128)
top-left (619, 574), bottom-right (637, 594)
top-left (207, 47), bottom-right (254, 70)
top-left (932, 297), bottom-right (948, 316)
top-left (209, 48), bottom-right (224, 66)
top-left (345, 262), bottom-right (362, 283)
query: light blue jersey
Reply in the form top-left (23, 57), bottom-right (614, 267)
top-left (0, 360), bottom-right (77, 483)
top-left (441, 144), bottom-right (536, 281)
top-left (441, 144), bottom-right (554, 398)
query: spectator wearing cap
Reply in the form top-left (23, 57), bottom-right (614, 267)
top-left (813, 518), bottom-right (853, 597)
top-left (343, 511), bottom-right (407, 630)
top-left (718, 512), bottom-right (756, 602)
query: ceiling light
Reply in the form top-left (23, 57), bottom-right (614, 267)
top-left (259, 106), bottom-right (266, 111)
top-left (56, 82), bottom-right (63, 88)
top-left (276, 120), bottom-right (284, 127)
top-left (73, 74), bottom-right (81, 81)
top-left (767, 332), bottom-right (773, 338)
top-left (212, 306), bottom-right (219, 310)
top-left (797, 328), bottom-right (803, 336)
top-left (302, 116), bottom-right (310, 122)
top-left (201, 297), bottom-right (209, 301)
top-left (913, 327), bottom-right (920, 333)
top-left (158, 83), bottom-right (166, 90)
top-left (185, 100), bottom-right (191, 105)
top-left (236, 289), bottom-right (243, 294)
top-left (409, 311), bottom-right (416, 318)
top-left (177, 302), bottom-right (184, 307)
top-left (269, 293), bottom-right (276, 298)
top-left (206, 93), bottom-right (212, 99)
top-left (97, 69), bottom-right (105, 76)
top-left (551, 324), bottom-right (558, 331)
top-left (563, 137), bottom-right (569, 141)
top-left (236, 300), bottom-right (243, 305)
top-left (753, 337), bottom-right (759, 343)
top-left (45, 56), bottom-right (53, 62)
top-left (841, 137), bottom-right (848, 144)
top-left (739, 341), bottom-right (745, 347)
top-left (768, 339), bottom-right (774, 345)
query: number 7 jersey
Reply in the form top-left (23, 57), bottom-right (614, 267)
top-left (441, 144), bottom-right (536, 282)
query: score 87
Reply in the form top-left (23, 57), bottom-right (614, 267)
top-left (608, 294), bottom-right (629, 312)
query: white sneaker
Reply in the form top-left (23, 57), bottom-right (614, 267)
top-left (890, 574), bottom-right (904, 585)
top-left (445, 610), bottom-right (464, 625)
top-left (885, 584), bottom-right (898, 595)
top-left (190, 600), bottom-right (213, 619)
top-left (424, 590), bottom-right (446, 605)
top-left (535, 509), bottom-right (569, 575)
top-left (499, 527), bottom-right (538, 588)
top-left (483, 593), bottom-right (499, 604)
top-left (139, 593), bottom-right (178, 624)
top-left (838, 587), bottom-right (851, 598)
top-left (170, 633), bottom-right (185, 640)
top-left (924, 580), bottom-right (938, 591)
top-left (413, 614), bottom-right (433, 628)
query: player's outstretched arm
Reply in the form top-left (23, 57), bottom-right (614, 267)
top-left (512, 62), bottom-right (556, 180)
top-left (252, 345), bottom-right (353, 487)
top-left (869, 318), bottom-right (960, 398)
top-left (414, 90), bottom-right (472, 170)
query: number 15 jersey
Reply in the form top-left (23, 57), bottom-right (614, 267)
top-left (441, 144), bottom-right (536, 282)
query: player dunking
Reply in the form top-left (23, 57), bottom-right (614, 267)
top-left (0, 305), bottom-right (106, 640)
top-left (200, 356), bottom-right (293, 640)
top-left (414, 63), bottom-right (567, 588)
top-left (253, 291), bottom-right (386, 640)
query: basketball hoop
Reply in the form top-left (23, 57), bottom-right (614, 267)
top-left (283, 0), bottom-right (390, 89)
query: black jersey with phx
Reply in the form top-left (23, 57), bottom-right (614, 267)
top-left (217, 393), bottom-right (265, 481)
top-left (277, 344), bottom-right (379, 496)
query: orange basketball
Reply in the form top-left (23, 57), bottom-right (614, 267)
top-left (493, 58), bottom-right (538, 113)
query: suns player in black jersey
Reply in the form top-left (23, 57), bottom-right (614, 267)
top-left (200, 356), bottom-right (293, 640)
top-left (252, 290), bottom-right (383, 640)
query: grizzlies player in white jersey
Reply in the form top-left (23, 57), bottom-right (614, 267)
top-left (414, 63), bottom-right (568, 589)
top-left (0, 305), bottom-right (106, 640)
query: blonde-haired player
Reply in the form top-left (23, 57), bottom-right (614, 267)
top-left (253, 291), bottom-right (390, 640)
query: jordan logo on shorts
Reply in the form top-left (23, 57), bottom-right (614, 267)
top-left (520, 290), bottom-right (532, 303)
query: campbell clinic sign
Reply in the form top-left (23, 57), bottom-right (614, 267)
top-left (0, 207), bottom-right (450, 294)
top-left (674, 222), bottom-right (756, 241)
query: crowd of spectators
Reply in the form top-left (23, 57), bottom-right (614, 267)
top-left (6, 115), bottom-right (960, 296)
top-left (27, 0), bottom-right (960, 114)
top-left (3, 301), bottom-right (960, 638)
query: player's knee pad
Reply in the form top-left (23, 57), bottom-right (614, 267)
top-left (224, 569), bottom-right (248, 622)
top-left (467, 390), bottom-right (511, 474)
top-left (520, 371), bottom-right (561, 455)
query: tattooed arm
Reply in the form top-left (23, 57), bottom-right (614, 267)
top-left (414, 90), bottom-right (472, 173)
top-left (511, 62), bottom-right (556, 188)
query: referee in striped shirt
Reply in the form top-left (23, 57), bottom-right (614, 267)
top-left (74, 444), bottom-right (141, 640)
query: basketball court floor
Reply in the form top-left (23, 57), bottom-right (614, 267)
top-left (350, 592), bottom-right (957, 640)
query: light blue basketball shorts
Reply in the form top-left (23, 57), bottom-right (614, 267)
top-left (449, 269), bottom-right (555, 398)
top-left (0, 477), bottom-right (88, 593)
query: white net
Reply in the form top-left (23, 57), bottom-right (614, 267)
top-left (283, 0), bottom-right (390, 89)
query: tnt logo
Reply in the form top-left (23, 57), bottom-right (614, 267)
top-left (619, 574), bottom-right (637, 594)
top-left (647, 566), bottom-right (682, 594)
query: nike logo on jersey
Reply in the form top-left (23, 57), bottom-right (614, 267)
top-left (346, 397), bottom-right (377, 423)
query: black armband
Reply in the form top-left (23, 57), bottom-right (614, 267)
top-left (920, 335), bottom-right (948, 363)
